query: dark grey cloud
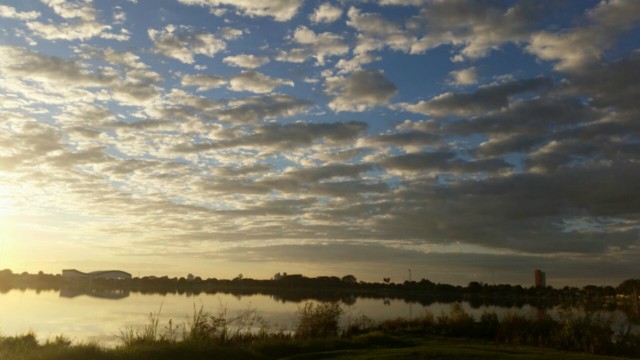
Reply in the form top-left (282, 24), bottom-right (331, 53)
top-left (367, 131), bottom-right (441, 148)
top-left (410, 0), bottom-right (544, 59)
top-left (215, 94), bottom-right (313, 123)
top-left (445, 96), bottom-right (596, 136)
top-left (567, 52), bottom-right (640, 114)
top-left (379, 151), bottom-right (513, 174)
top-left (326, 69), bottom-right (397, 112)
top-left (214, 163), bottom-right (274, 177)
top-left (403, 77), bottom-right (553, 117)
top-left (477, 134), bottom-right (545, 157)
top-left (174, 121), bottom-right (368, 152)
top-left (281, 163), bottom-right (374, 182)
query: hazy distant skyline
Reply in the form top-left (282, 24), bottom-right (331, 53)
top-left (0, 0), bottom-right (639, 286)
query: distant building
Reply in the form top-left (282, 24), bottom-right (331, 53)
top-left (62, 269), bottom-right (132, 280)
top-left (534, 269), bottom-right (546, 288)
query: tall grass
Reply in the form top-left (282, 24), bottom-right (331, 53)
top-left (294, 302), bottom-right (343, 339)
top-left (185, 305), bottom-right (273, 344)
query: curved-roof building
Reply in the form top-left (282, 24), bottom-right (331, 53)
top-left (62, 269), bottom-right (132, 280)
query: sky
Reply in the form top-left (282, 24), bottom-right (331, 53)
top-left (0, 0), bottom-right (639, 286)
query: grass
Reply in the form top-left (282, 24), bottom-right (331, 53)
top-left (279, 336), bottom-right (627, 360)
top-left (0, 332), bottom-right (628, 360)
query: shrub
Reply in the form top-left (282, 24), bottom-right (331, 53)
top-left (344, 314), bottom-right (375, 336)
top-left (552, 306), bottom-right (614, 354)
top-left (436, 303), bottom-right (474, 337)
top-left (0, 331), bottom-right (38, 351)
top-left (185, 305), bottom-right (271, 345)
top-left (295, 302), bottom-right (343, 339)
top-left (478, 311), bottom-right (499, 338)
top-left (119, 309), bottom-right (163, 346)
top-left (496, 312), bottom-right (532, 345)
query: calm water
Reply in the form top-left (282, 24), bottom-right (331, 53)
top-left (0, 288), bottom-right (630, 346)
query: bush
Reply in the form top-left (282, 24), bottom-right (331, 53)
top-left (552, 306), bottom-right (614, 354)
top-left (436, 303), bottom-right (474, 337)
top-left (295, 302), bottom-right (343, 339)
top-left (185, 305), bottom-right (271, 345)
top-left (478, 311), bottom-right (499, 338)
top-left (0, 332), bottom-right (39, 351)
top-left (344, 314), bottom-right (375, 336)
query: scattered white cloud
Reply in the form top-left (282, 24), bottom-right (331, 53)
top-left (181, 74), bottom-right (227, 91)
top-left (223, 54), bottom-right (270, 69)
top-left (177, 0), bottom-right (303, 21)
top-left (449, 67), bottom-right (478, 86)
top-left (228, 71), bottom-right (294, 93)
top-left (0, 5), bottom-right (40, 20)
top-left (42, 0), bottom-right (96, 21)
top-left (310, 3), bottom-right (343, 24)
top-left (281, 26), bottom-right (349, 65)
top-left (148, 25), bottom-right (226, 64)
top-left (526, 0), bottom-right (640, 72)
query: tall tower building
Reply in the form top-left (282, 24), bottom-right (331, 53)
top-left (534, 269), bottom-right (546, 288)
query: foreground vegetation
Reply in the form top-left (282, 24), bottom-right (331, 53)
top-left (0, 332), bottom-right (630, 360)
top-left (1, 302), bottom-right (639, 359)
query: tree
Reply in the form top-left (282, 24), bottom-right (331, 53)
top-left (341, 274), bottom-right (357, 284)
top-left (617, 279), bottom-right (640, 295)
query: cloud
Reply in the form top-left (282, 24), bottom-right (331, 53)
top-left (444, 96), bottom-right (595, 136)
top-left (181, 74), bottom-right (227, 91)
top-left (410, 0), bottom-right (543, 60)
top-left (148, 25), bottom-right (226, 64)
top-left (223, 54), bottom-right (270, 69)
top-left (347, 7), bottom-right (414, 53)
top-left (0, 5), bottom-right (40, 20)
top-left (278, 26), bottom-right (349, 65)
top-left (566, 52), bottom-right (640, 113)
top-left (310, 3), bottom-right (343, 24)
top-left (526, 0), bottom-right (640, 72)
top-left (379, 151), bottom-right (512, 174)
top-left (366, 131), bottom-right (441, 149)
top-left (42, 0), bottom-right (96, 21)
top-left (325, 69), bottom-right (397, 112)
top-left (181, 71), bottom-right (294, 93)
top-left (449, 67), bottom-right (477, 86)
top-left (0, 46), bottom-right (114, 88)
top-left (526, 29), bottom-right (605, 72)
top-left (214, 94), bottom-right (313, 123)
top-left (174, 121), bottom-right (367, 152)
top-left (27, 19), bottom-right (112, 41)
top-left (177, 0), bottom-right (303, 21)
top-left (0, 46), bottom-right (159, 107)
top-left (25, 0), bottom-right (128, 41)
top-left (379, 0), bottom-right (427, 5)
top-left (402, 77), bottom-right (552, 117)
top-left (228, 71), bottom-right (294, 93)
top-left (477, 134), bottom-right (544, 157)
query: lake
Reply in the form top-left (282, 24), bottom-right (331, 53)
top-left (0, 288), bottom-right (633, 347)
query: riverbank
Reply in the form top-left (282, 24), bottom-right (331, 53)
top-left (0, 332), bottom-right (631, 360)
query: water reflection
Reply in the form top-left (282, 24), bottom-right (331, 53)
top-left (59, 287), bottom-right (130, 300)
